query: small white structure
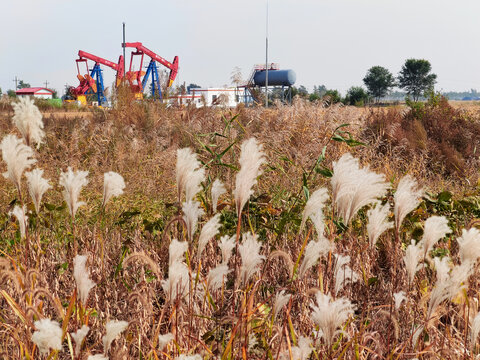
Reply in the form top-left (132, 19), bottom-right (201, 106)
top-left (170, 88), bottom-right (243, 107)
top-left (16, 87), bottom-right (54, 99)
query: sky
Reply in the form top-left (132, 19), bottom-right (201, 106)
top-left (1, 0), bottom-right (480, 96)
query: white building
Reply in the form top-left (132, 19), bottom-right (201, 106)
top-left (170, 88), bottom-right (244, 107)
top-left (16, 87), bottom-right (54, 99)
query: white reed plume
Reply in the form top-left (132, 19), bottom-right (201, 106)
top-left (331, 153), bottom-right (389, 224)
top-left (427, 262), bottom-right (473, 320)
top-left (161, 261), bottom-right (190, 301)
top-left (434, 256), bottom-right (450, 283)
top-left (298, 238), bottom-right (332, 279)
top-left (12, 97), bottom-right (45, 148)
top-left (207, 263), bottom-right (231, 291)
top-left (310, 291), bottom-right (355, 347)
top-left (334, 254), bottom-right (359, 295)
top-left (32, 319), bottom-right (62, 355)
top-left (73, 255), bottom-right (96, 305)
top-left (25, 168), bottom-right (51, 213)
top-left (158, 333), bottom-right (174, 351)
top-left (219, 235), bottom-right (235, 264)
top-left (185, 166), bottom-right (205, 202)
top-left (1, 134), bottom-right (36, 194)
top-left (404, 240), bottom-right (423, 283)
top-left (393, 291), bottom-right (407, 310)
top-left (367, 201), bottom-right (393, 248)
top-left (59, 167), bottom-right (89, 219)
top-left (234, 137), bottom-right (266, 216)
top-left (273, 290), bottom-right (291, 321)
top-left (87, 355), bottom-right (108, 360)
top-left (71, 325), bottom-right (90, 355)
top-left (239, 232), bottom-right (265, 285)
top-left (471, 311), bottom-right (480, 347)
top-left (457, 228), bottom-right (480, 264)
top-left (102, 320), bottom-right (128, 354)
top-left (169, 239), bottom-right (188, 267)
top-left (300, 187), bottom-right (329, 231)
top-left (394, 175), bottom-right (423, 232)
top-left (176, 148), bottom-right (203, 201)
top-left (102, 171), bottom-right (125, 207)
top-left (182, 200), bottom-right (204, 242)
top-left (175, 355), bottom-right (202, 360)
top-left (197, 213), bottom-right (221, 257)
top-left (288, 336), bottom-right (312, 360)
top-left (419, 216), bottom-right (451, 258)
top-left (9, 205), bottom-right (28, 239)
top-left (211, 179), bottom-right (226, 213)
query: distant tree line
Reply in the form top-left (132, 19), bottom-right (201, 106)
top-left (291, 58), bottom-right (438, 106)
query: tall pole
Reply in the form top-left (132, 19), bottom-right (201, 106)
top-left (44, 80), bottom-right (49, 88)
top-left (265, 0), bottom-right (269, 108)
top-left (122, 22), bottom-right (126, 78)
top-left (12, 76), bottom-right (18, 90)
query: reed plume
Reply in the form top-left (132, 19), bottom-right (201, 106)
top-left (32, 318), bottom-right (62, 355)
top-left (25, 168), bottom-right (51, 213)
top-left (169, 239), bottom-right (188, 267)
top-left (310, 291), bottom-right (355, 347)
top-left (197, 213), bottom-right (221, 257)
top-left (404, 240), bottom-right (423, 283)
top-left (298, 238), bottom-right (332, 279)
top-left (211, 178), bottom-right (226, 213)
top-left (367, 201), bottom-right (393, 248)
top-left (102, 171), bottom-right (125, 207)
top-left (71, 325), bottom-right (90, 355)
top-left (234, 138), bottom-right (266, 216)
top-left (393, 291), bottom-right (407, 310)
top-left (1, 134), bottom-right (36, 195)
top-left (394, 175), bottom-right (423, 232)
top-left (176, 148), bottom-right (204, 201)
top-left (207, 263), bottom-right (231, 291)
top-left (219, 235), bottom-right (235, 264)
top-left (73, 255), bottom-right (96, 305)
top-left (9, 205), bottom-right (28, 239)
top-left (239, 232), bottom-right (265, 285)
top-left (158, 333), bottom-right (174, 351)
top-left (273, 290), bottom-right (291, 320)
top-left (457, 228), bottom-right (480, 263)
top-left (12, 97), bottom-right (45, 148)
top-left (419, 216), bottom-right (451, 258)
top-left (300, 187), bottom-right (329, 232)
top-left (332, 153), bottom-right (389, 224)
top-left (182, 200), bottom-right (205, 242)
top-left (59, 167), bottom-right (89, 219)
top-left (103, 320), bottom-right (128, 354)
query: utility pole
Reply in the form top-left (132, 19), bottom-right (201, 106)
top-left (122, 22), bottom-right (126, 79)
top-left (44, 80), bottom-right (49, 88)
top-left (265, 0), bottom-right (269, 108)
top-left (12, 76), bottom-right (18, 90)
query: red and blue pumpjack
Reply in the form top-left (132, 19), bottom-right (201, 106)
top-left (72, 51), bottom-right (124, 106)
top-left (123, 42), bottom-right (179, 100)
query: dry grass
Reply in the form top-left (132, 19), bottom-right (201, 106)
top-left (1, 98), bottom-right (480, 359)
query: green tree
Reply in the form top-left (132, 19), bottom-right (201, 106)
top-left (363, 66), bottom-right (395, 102)
top-left (7, 90), bottom-right (16, 98)
top-left (0, 87), bottom-right (2, 97)
top-left (323, 89), bottom-right (342, 105)
top-left (398, 59), bottom-right (437, 101)
top-left (297, 85), bottom-right (309, 98)
top-left (344, 86), bottom-right (369, 106)
top-left (17, 80), bottom-right (31, 89)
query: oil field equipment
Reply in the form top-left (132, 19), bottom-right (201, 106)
top-left (71, 51), bottom-right (124, 106)
top-left (123, 42), bottom-right (179, 100)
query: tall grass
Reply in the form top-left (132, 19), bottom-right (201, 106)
top-left (1, 98), bottom-right (480, 358)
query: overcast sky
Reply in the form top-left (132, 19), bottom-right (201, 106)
top-left (1, 0), bottom-right (479, 96)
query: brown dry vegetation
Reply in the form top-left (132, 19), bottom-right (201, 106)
top-left (1, 97), bottom-right (480, 359)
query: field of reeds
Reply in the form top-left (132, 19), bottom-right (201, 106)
top-left (1, 95), bottom-right (480, 359)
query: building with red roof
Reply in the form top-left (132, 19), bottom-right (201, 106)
top-left (16, 87), bottom-right (54, 99)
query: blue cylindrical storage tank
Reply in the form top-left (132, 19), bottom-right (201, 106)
top-left (253, 69), bottom-right (296, 87)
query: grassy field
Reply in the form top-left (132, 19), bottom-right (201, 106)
top-left (1, 96), bottom-right (480, 359)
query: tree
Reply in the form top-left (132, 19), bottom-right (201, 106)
top-left (187, 83), bottom-right (201, 93)
top-left (363, 66), bottom-right (395, 102)
top-left (0, 87), bottom-right (2, 97)
top-left (344, 86), bottom-right (369, 106)
top-left (398, 59), bottom-right (437, 101)
top-left (323, 89), bottom-right (342, 105)
top-left (7, 90), bottom-right (16, 98)
top-left (17, 80), bottom-right (31, 89)
top-left (297, 85), bottom-right (309, 98)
